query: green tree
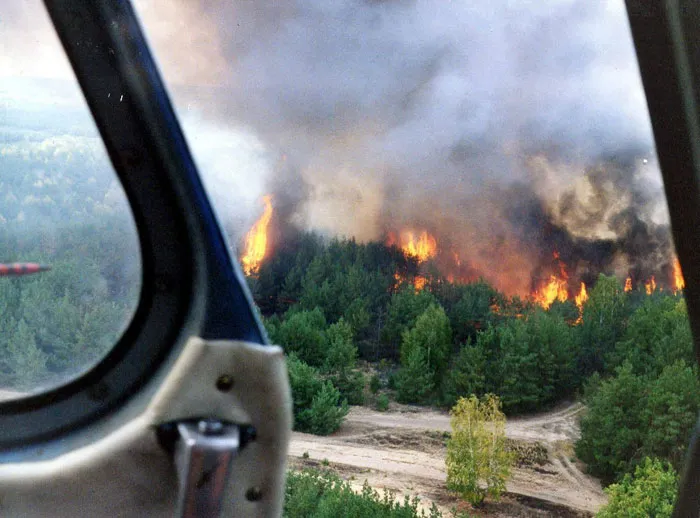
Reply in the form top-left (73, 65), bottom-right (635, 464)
top-left (446, 394), bottom-right (513, 506)
top-left (597, 458), bottom-right (678, 518)
top-left (441, 341), bottom-right (486, 407)
top-left (286, 354), bottom-right (348, 435)
top-left (400, 304), bottom-right (452, 385)
top-left (395, 345), bottom-right (435, 404)
top-left (381, 286), bottom-right (437, 357)
top-left (284, 469), bottom-right (443, 517)
top-left (274, 308), bottom-right (328, 367)
top-left (1, 318), bottom-right (48, 389)
top-left (323, 319), bottom-right (365, 405)
top-left (447, 281), bottom-right (502, 343)
top-left (642, 361), bottom-right (700, 468)
top-left (576, 362), bottom-right (647, 482)
top-left (611, 297), bottom-right (693, 377)
top-left (578, 274), bottom-right (628, 377)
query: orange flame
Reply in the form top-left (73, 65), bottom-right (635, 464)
top-left (533, 275), bottom-right (568, 309)
top-left (673, 257), bottom-right (685, 293)
top-left (241, 195), bottom-right (273, 276)
top-left (574, 282), bottom-right (588, 311)
top-left (533, 251), bottom-right (569, 309)
top-left (644, 276), bottom-right (657, 295)
top-left (624, 276), bottom-right (632, 293)
top-left (400, 231), bottom-right (437, 263)
top-left (414, 276), bottom-right (427, 290)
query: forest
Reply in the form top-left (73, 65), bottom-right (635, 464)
top-left (250, 234), bottom-right (697, 512)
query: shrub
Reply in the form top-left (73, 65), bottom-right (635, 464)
top-left (370, 374), bottom-right (382, 394)
top-left (284, 469), bottom-right (443, 517)
top-left (376, 394), bottom-right (390, 412)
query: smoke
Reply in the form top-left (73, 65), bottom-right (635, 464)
top-left (5, 0), bottom-right (672, 295)
top-left (129, 0), bottom-right (675, 294)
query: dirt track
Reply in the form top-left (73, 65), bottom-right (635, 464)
top-left (289, 402), bottom-right (606, 517)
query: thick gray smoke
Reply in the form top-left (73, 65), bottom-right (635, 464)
top-left (22, 0), bottom-right (669, 295)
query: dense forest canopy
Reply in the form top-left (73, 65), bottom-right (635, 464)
top-left (0, 97), bottom-right (141, 393)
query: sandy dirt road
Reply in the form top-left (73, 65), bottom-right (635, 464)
top-left (289, 402), bottom-right (606, 517)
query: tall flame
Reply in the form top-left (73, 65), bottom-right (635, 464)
top-left (644, 276), bottom-right (657, 295)
top-left (400, 231), bottom-right (437, 263)
top-left (574, 282), bottom-right (588, 311)
top-left (533, 251), bottom-right (569, 309)
top-left (241, 195), bottom-right (273, 276)
top-left (624, 276), bottom-right (632, 293)
top-left (533, 275), bottom-right (568, 309)
top-left (673, 257), bottom-right (685, 293)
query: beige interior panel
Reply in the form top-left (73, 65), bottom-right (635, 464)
top-left (0, 337), bottom-right (292, 518)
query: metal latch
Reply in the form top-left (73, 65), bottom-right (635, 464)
top-left (173, 419), bottom-right (242, 518)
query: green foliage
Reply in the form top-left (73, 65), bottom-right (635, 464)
top-left (610, 297), bottom-right (693, 377)
top-left (395, 346), bottom-right (435, 404)
top-left (446, 394), bottom-right (513, 506)
top-left (322, 318), bottom-right (365, 405)
top-left (441, 281), bottom-right (502, 344)
top-left (287, 354), bottom-right (348, 435)
top-left (642, 361), bottom-right (700, 468)
top-left (576, 360), bottom-right (700, 482)
top-left (578, 274), bottom-right (628, 377)
top-left (329, 369), bottom-right (365, 406)
top-left (0, 318), bottom-right (47, 389)
top-left (370, 374), bottom-right (382, 394)
top-left (382, 287), bottom-right (437, 357)
top-left (576, 362), bottom-right (647, 482)
top-left (375, 393), bottom-right (390, 411)
top-left (284, 469), bottom-right (443, 518)
top-left (400, 304), bottom-right (452, 384)
top-left (323, 319), bottom-right (357, 373)
top-left (441, 341), bottom-right (486, 407)
top-left (275, 308), bottom-right (328, 367)
top-left (597, 458), bottom-right (678, 518)
top-left (469, 309), bottom-right (576, 413)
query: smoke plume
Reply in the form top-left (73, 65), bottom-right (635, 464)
top-left (133, 0), bottom-right (674, 294)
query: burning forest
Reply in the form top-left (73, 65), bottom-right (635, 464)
top-left (239, 187), bottom-right (685, 311)
top-left (131, 0), bottom-right (684, 309)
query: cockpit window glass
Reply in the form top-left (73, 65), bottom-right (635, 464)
top-left (0, 2), bottom-right (141, 399)
top-left (134, 1), bottom-right (693, 514)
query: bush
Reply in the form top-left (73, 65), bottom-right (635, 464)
top-left (596, 458), bottom-right (678, 517)
top-left (375, 394), bottom-right (390, 412)
top-left (446, 394), bottom-right (513, 506)
top-left (287, 354), bottom-right (349, 435)
top-left (370, 374), bottom-right (382, 394)
top-left (284, 469), bottom-right (443, 517)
